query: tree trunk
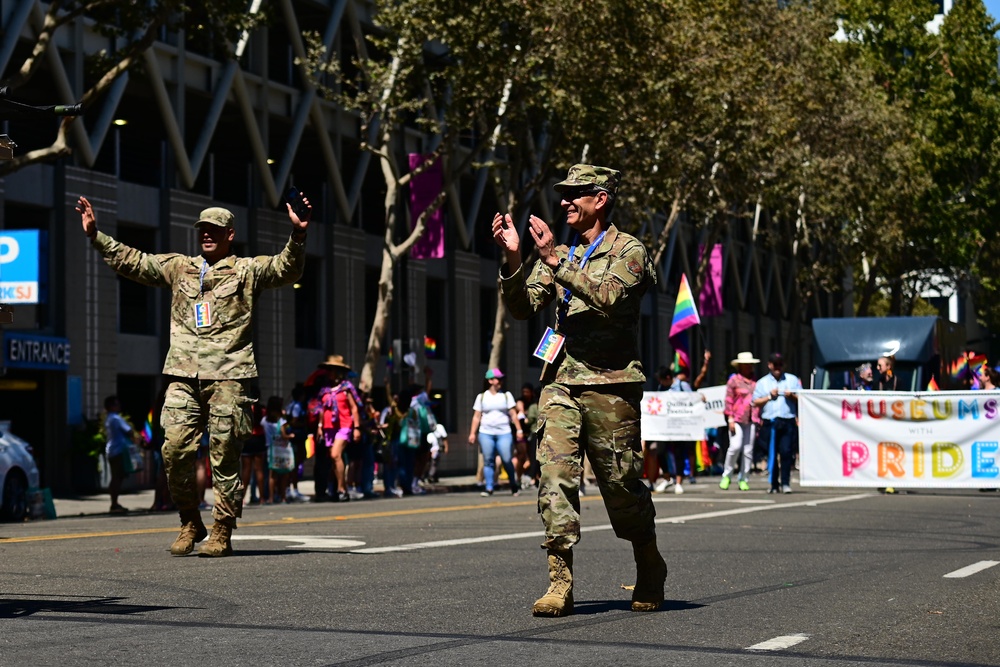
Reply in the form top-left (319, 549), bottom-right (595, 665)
top-left (487, 296), bottom-right (508, 370)
top-left (360, 245), bottom-right (396, 394)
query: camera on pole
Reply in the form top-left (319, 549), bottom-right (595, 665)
top-left (0, 87), bottom-right (82, 158)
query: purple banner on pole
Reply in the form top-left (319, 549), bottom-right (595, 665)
top-left (698, 243), bottom-right (724, 317)
top-left (409, 153), bottom-right (445, 259)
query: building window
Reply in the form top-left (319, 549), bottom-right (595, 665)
top-left (426, 278), bottom-right (447, 360)
top-left (294, 257), bottom-right (321, 349)
top-left (116, 225), bottom-right (157, 335)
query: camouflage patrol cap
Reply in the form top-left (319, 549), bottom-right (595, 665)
top-left (195, 207), bottom-right (235, 228)
top-left (553, 164), bottom-right (621, 197)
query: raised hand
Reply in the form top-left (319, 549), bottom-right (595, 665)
top-left (76, 196), bottom-right (96, 239)
top-left (527, 215), bottom-right (558, 268)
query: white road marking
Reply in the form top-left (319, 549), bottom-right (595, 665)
top-left (230, 535), bottom-right (366, 549)
top-left (652, 498), bottom-right (774, 505)
top-left (350, 494), bottom-right (872, 554)
top-left (943, 560), bottom-right (1000, 578)
top-left (746, 633), bottom-right (810, 651)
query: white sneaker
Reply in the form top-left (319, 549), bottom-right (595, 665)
top-left (674, 483), bottom-right (684, 495)
top-left (653, 478), bottom-right (670, 493)
top-left (782, 484), bottom-right (792, 494)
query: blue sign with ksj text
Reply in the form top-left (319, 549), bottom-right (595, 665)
top-left (0, 230), bottom-right (47, 304)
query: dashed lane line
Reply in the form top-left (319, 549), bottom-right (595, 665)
top-left (350, 494), bottom-right (873, 553)
top-left (943, 560), bottom-right (1000, 578)
top-left (746, 633), bottom-right (810, 651)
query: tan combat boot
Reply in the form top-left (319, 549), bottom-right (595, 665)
top-left (197, 518), bottom-right (235, 557)
top-left (532, 549), bottom-right (574, 617)
top-left (631, 536), bottom-right (667, 612)
top-left (169, 509), bottom-right (208, 556)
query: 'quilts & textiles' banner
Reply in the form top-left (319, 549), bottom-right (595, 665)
top-left (799, 390), bottom-right (1000, 488)
top-left (641, 391), bottom-right (706, 441)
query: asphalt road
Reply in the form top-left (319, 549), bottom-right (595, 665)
top-left (2, 484), bottom-right (998, 666)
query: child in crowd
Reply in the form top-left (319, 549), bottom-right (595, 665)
top-left (425, 422), bottom-right (448, 484)
top-left (263, 396), bottom-right (294, 504)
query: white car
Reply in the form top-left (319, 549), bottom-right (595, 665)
top-left (0, 421), bottom-right (40, 521)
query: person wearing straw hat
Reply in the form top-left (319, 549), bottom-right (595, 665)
top-left (314, 354), bottom-right (363, 503)
top-left (77, 194), bottom-right (310, 557)
top-left (720, 352), bottom-right (760, 492)
top-left (492, 164), bottom-right (666, 617)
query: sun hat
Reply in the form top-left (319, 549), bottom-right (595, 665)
top-left (730, 352), bottom-right (760, 367)
top-left (318, 354), bottom-right (351, 370)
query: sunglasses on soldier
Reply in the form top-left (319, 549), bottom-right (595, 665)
top-left (560, 187), bottom-right (601, 201)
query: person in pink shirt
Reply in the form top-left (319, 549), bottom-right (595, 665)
top-left (316, 355), bottom-right (363, 502)
top-left (720, 352), bottom-right (760, 491)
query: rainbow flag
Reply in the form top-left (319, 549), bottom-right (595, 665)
top-left (694, 439), bottom-right (711, 472)
top-left (669, 274), bottom-right (700, 371)
top-left (386, 347), bottom-right (394, 370)
top-left (949, 355), bottom-right (969, 382)
top-left (142, 409), bottom-right (154, 444)
top-left (927, 376), bottom-right (940, 391)
top-left (424, 336), bottom-right (437, 358)
top-left (969, 352), bottom-right (988, 373)
top-left (669, 274), bottom-right (701, 337)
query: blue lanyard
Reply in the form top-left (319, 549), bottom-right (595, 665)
top-left (199, 260), bottom-right (208, 297)
top-left (557, 230), bottom-right (607, 325)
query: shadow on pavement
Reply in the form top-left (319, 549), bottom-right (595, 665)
top-left (0, 596), bottom-right (200, 618)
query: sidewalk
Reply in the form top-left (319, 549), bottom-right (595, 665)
top-left (50, 475), bottom-right (487, 519)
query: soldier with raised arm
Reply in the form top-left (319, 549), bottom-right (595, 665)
top-left (77, 196), bottom-right (308, 557)
top-left (492, 164), bottom-right (667, 616)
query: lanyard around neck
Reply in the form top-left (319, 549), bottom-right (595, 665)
top-left (199, 259), bottom-right (209, 297)
top-left (557, 230), bottom-right (607, 324)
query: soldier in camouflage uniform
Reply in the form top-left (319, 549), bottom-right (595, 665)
top-left (492, 164), bottom-right (667, 616)
top-left (77, 195), bottom-right (308, 557)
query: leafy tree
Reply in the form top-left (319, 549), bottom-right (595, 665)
top-left (0, 0), bottom-right (262, 175)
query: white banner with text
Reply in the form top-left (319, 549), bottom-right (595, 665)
top-left (641, 386), bottom-right (728, 441)
top-left (799, 390), bottom-right (1000, 488)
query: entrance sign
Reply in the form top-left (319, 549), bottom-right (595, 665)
top-left (4, 332), bottom-right (70, 370)
top-left (799, 390), bottom-right (1000, 488)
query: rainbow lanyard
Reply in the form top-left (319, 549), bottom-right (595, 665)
top-left (557, 230), bottom-right (607, 326)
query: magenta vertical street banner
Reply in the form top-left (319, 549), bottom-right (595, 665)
top-left (409, 153), bottom-right (445, 259)
top-left (698, 243), bottom-right (724, 317)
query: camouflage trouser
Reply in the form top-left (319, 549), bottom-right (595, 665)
top-left (161, 378), bottom-right (254, 522)
top-left (535, 381), bottom-right (656, 551)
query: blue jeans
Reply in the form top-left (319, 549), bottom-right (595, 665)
top-left (478, 432), bottom-right (517, 491)
top-left (763, 418), bottom-right (797, 488)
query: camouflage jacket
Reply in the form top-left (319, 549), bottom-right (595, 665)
top-left (92, 231), bottom-right (305, 380)
top-left (499, 224), bottom-right (653, 385)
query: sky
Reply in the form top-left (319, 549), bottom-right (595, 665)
top-left (982, 0), bottom-right (1000, 22)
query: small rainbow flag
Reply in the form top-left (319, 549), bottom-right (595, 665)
top-left (694, 439), bottom-right (711, 472)
top-left (424, 336), bottom-right (437, 358)
top-left (969, 352), bottom-right (988, 372)
top-left (143, 408), bottom-right (154, 444)
top-left (668, 274), bottom-right (700, 371)
top-left (927, 376), bottom-right (940, 391)
top-left (386, 347), bottom-right (394, 370)
top-left (669, 274), bottom-right (701, 338)
top-left (949, 355), bottom-right (969, 382)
